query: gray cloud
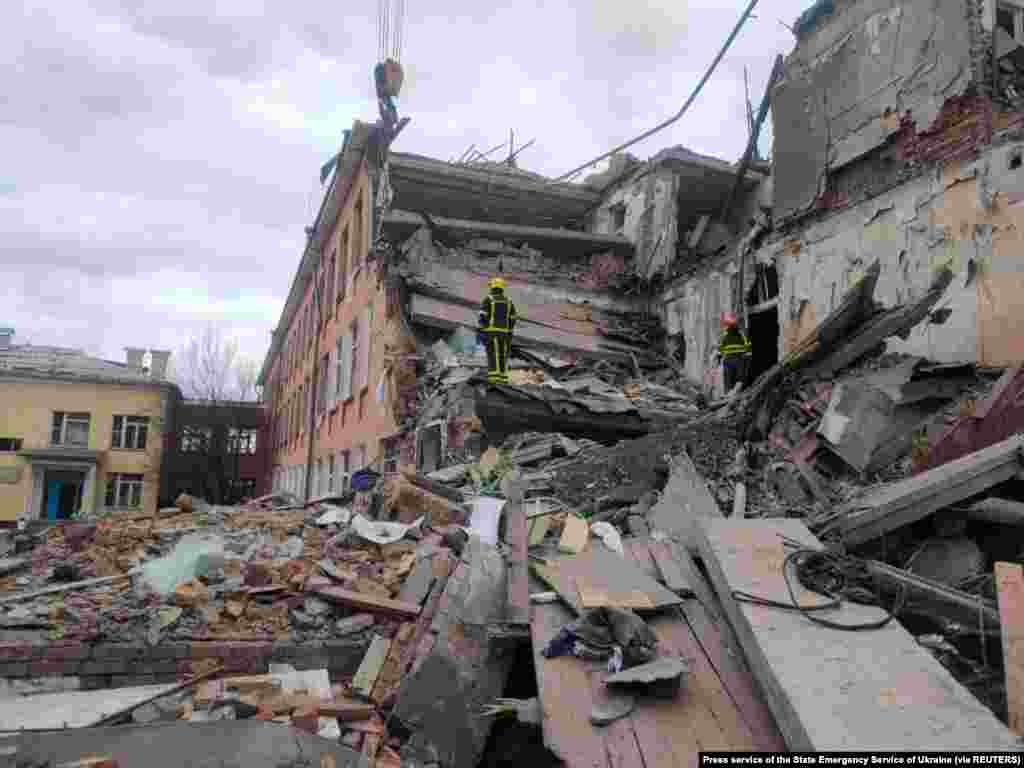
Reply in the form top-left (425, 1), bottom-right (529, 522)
top-left (2, 0), bottom-right (804, 367)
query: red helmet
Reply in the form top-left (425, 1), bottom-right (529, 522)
top-left (721, 312), bottom-right (737, 327)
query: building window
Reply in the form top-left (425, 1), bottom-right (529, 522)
top-left (338, 226), bottom-right (349, 301)
top-left (180, 426), bottom-right (211, 453)
top-left (350, 322), bottom-right (360, 402)
top-left (318, 353), bottom-right (330, 415)
top-left (51, 412), bottom-right (90, 448)
top-left (611, 202), bottom-right (627, 233)
top-left (999, 2), bottom-right (1024, 42)
top-left (381, 436), bottom-right (401, 475)
top-left (105, 473), bottom-right (144, 510)
top-left (328, 454), bottom-right (336, 493)
top-left (111, 415), bottom-right (149, 450)
top-left (228, 428), bottom-right (257, 455)
top-left (339, 450), bottom-right (351, 492)
top-left (230, 478), bottom-right (257, 500)
top-left (353, 195), bottom-right (364, 271)
top-left (0, 438), bottom-right (23, 452)
top-left (326, 251), bottom-right (336, 318)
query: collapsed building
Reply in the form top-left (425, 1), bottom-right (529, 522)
top-left (5, 0), bottom-right (1024, 764)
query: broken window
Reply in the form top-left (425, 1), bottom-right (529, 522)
top-left (353, 196), bottom-right (364, 272)
top-left (381, 435), bottom-right (401, 475)
top-left (747, 263), bottom-right (780, 307)
top-left (229, 478), bottom-right (256, 501)
top-left (318, 353), bottom-right (330, 415)
top-left (180, 426), bottom-right (211, 453)
top-left (350, 321), bottom-right (361, 402)
top-left (111, 415), bottom-right (148, 450)
top-left (328, 454), bottom-right (336, 493)
top-left (0, 438), bottom-right (23, 452)
top-left (51, 412), bottom-right (90, 448)
top-left (228, 428), bottom-right (257, 455)
top-left (338, 449), bottom-right (351, 492)
top-left (999, 2), bottom-right (1023, 41)
top-left (326, 251), bottom-right (336, 318)
top-left (105, 473), bottom-right (143, 510)
top-left (611, 203), bottom-right (627, 233)
top-left (339, 225), bottom-right (349, 301)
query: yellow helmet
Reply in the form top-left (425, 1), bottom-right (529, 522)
top-left (488, 277), bottom-right (506, 291)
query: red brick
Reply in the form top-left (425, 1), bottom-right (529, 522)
top-left (43, 644), bottom-right (91, 661)
top-left (30, 660), bottom-right (75, 676)
top-left (0, 642), bottom-right (33, 660)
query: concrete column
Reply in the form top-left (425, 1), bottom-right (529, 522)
top-left (81, 465), bottom-right (97, 517)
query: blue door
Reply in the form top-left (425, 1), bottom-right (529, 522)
top-left (46, 478), bottom-right (62, 520)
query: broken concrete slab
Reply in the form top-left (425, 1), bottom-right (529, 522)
top-left (813, 433), bottom-right (1024, 546)
top-left (694, 518), bottom-right (1020, 750)
top-left (648, 449), bottom-right (723, 541)
top-left (604, 655), bottom-right (688, 695)
top-left (589, 689), bottom-right (635, 726)
top-left (9, 721), bottom-right (361, 768)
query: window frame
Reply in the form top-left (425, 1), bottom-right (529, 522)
top-left (0, 438), bottom-right (23, 452)
top-left (111, 415), bottom-right (149, 451)
top-left (180, 426), bottom-right (211, 453)
top-left (51, 412), bottom-right (90, 448)
top-left (105, 473), bottom-right (144, 510)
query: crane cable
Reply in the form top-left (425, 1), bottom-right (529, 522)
top-left (378, 0), bottom-right (405, 62)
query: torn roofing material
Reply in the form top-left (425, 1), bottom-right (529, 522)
top-left (382, 209), bottom-right (634, 258)
top-left (388, 152), bottom-right (600, 229)
top-left (408, 294), bottom-right (658, 366)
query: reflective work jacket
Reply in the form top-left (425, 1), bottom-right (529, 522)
top-left (479, 292), bottom-right (518, 333)
top-left (719, 327), bottom-right (751, 358)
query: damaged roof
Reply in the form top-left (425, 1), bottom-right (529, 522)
top-left (388, 152), bottom-right (601, 229)
top-left (0, 345), bottom-right (176, 390)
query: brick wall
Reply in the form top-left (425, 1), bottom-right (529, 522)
top-left (0, 637), bottom-right (370, 691)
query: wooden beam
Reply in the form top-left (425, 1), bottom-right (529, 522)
top-left (310, 585), bottom-right (421, 620)
top-left (694, 518), bottom-right (1019, 750)
top-left (503, 477), bottom-right (530, 626)
top-left (996, 561), bottom-right (1024, 735)
top-left (814, 434), bottom-right (1024, 546)
top-left (865, 560), bottom-right (999, 631)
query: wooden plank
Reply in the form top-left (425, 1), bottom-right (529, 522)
top-left (732, 482), bottom-right (747, 518)
top-left (996, 561), bottom-right (1024, 735)
top-left (352, 635), bottom-right (392, 700)
top-left (530, 601), bottom-right (609, 767)
top-left (504, 495), bottom-right (530, 625)
top-left (819, 433), bottom-right (1024, 546)
top-left (694, 518), bottom-right (1021, 750)
top-left (666, 540), bottom-right (784, 751)
top-left (648, 540), bottom-right (693, 596)
top-left (310, 585), bottom-right (421, 619)
top-left (531, 545), bottom-right (682, 615)
top-left (318, 698), bottom-right (376, 721)
top-left (558, 514), bottom-right (589, 554)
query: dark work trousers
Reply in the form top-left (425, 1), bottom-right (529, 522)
top-left (482, 331), bottom-right (512, 384)
top-left (722, 355), bottom-right (749, 392)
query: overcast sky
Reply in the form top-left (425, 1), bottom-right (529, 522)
top-left (2, 0), bottom-right (806, 374)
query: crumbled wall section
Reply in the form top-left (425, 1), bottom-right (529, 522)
top-left (0, 638), bottom-right (370, 691)
top-left (579, 251), bottom-right (630, 291)
top-left (774, 0), bottom-right (975, 222)
top-left (592, 168), bottom-right (679, 279)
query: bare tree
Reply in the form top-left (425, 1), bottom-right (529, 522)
top-left (166, 326), bottom-right (261, 505)
top-left (174, 326), bottom-right (258, 402)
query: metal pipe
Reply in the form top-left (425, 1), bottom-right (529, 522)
top-left (551, 0), bottom-right (761, 183)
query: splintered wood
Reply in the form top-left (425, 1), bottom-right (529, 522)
top-left (996, 561), bottom-right (1024, 735)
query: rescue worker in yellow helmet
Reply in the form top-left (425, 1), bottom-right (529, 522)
top-left (716, 312), bottom-right (752, 393)
top-left (478, 278), bottom-right (518, 385)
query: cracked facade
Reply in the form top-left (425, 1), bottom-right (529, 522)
top-left (661, 0), bottom-right (1024, 393)
top-left (259, 0), bottom-right (1024, 498)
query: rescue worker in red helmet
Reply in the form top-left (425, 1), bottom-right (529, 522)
top-left (478, 277), bottom-right (518, 385)
top-left (717, 312), bottom-right (751, 393)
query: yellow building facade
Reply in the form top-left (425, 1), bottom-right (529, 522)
top-left (0, 340), bottom-right (176, 524)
